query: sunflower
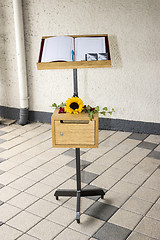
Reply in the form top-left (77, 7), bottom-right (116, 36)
top-left (65, 97), bottom-right (84, 114)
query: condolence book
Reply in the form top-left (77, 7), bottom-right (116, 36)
top-left (41, 36), bottom-right (106, 62)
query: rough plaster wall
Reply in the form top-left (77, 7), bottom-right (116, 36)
top-left (0, 0), bottom-right (160, 123)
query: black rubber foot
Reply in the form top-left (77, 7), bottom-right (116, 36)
top-left (76, 219), bottom-right (80, 224)
top-left (101, 195), bottom-right (104, 199)
top-left (56, 196), bottom-right (58, 200)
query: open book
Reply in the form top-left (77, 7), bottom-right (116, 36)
top-left (41, 36), bottom-right (106, 62)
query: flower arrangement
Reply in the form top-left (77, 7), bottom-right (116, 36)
top-left (52, 96), bottom-right (114, 120)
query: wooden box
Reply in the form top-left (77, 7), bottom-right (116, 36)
top-left (51, 109), bottom-right (98, 148)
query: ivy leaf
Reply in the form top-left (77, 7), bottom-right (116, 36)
top-left (86, 105), bottom-right (91, 111)
top-left (88, 111), bottom-right (93, 120)
top-left (108, 111), bottom-right (113, 115)
top-left (103, 107), bottom-right (108, 111)
top-left (59, 102), bottom-right (65, 108)
top-left (52, 103), bottom-right (58, 108)
top-left (94, 106), bottom-right (99, 112)
top-left (100, 111), bottom-right (106, 116)
top-left (112, 108), bottom-right (115, 112)
top-left (82, 108), bottom-right (87, 113)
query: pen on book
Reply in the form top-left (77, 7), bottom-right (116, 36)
top-left (72, 50), bottom-right (74, 61)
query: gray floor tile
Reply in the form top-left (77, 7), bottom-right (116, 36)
top-left (148, 151), bottom-right (160, 160)
top-left (145, 135), bottom-right (160, 144)
top-left (0, 124), bottom-right (160, 236)
top-left (85, 201), bottom-right (118, 221)
top-left (99, 190), bottom-right (129, 208)
top-left (108, 209), bottom-right (142, 230)
top-left (69, 213), bottom-right (104, 237)
top-left (0, 158), bottom-right (6, 163)
top-left (54, 228), bottom-right (89, 240)
top-left (0, 139), bottom-right (6, 144)
top-left (0, 170), bottom-right (5, 175)
top-left (137, 142), bottom-right (158, 150)
top-left (0, 203), bottom-right (22, 222)
top-left (0, 224), bottom-right (22, 239)
top-left (155, 144), bottom-right (160, 152)
top-left (125, 231), bottom-right (153, 240)
top-left (15, 234), bottom-right (38, 240)
top-left (0, 200), bottom-right (4, 206)
top-left (72, 171), bottom-right (98, 184)
top-left (93, 222), bottom-right (131, 240)
top-left (122, 197), bottom-right (153, 216)
top-left (128, 133), bottom-right (148, 141)
top-left (0, 184), bottom-right (4, 189)
top-left (0, 131), bottom-right (7, 136)
top-left (0, 148), bottom-right (5, 153)
top-left (7, 211), bottom-right (41, 232)
top-left (0, 125), bottom-right (6, 129)
top-left (146, 202), bottom-right (160, 221)
top-left (63, 148), bottom-right (85, 157)
top-left (28, 219), bottom-right (64, 240)
top-left (133, 186), bottom-right (160, 203)
top-left (135, 217), bottom-right (160, 239)
top-left (67, 159), bottom-right (91, 170)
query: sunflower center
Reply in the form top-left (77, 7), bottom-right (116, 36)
top-left (70, 102), bottom-right (79, 110)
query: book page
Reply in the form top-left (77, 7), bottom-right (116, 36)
top-left (41, 36), bottom-right (74, 62)
top-left (75, 37), bottom-right (106, 61)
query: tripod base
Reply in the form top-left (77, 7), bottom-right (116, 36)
top-left (54, 188), bottom-right (105, 223)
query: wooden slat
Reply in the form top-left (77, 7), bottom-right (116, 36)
top-left (37, 60), bottom-right (111, 70)
top-left (42, 34), bottom-right (108, 39)
top-left (55, 121), bottom-right (95, 145)
top-left (52, 109), bottom-right (98, 121)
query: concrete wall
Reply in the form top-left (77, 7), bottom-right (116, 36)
top-left (0, 0), bottom-right (160, 123)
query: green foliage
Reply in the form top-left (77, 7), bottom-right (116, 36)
top-left (82, 105), bottom-right (115, 120)
top-left (95, 106), bottom-right (99, 112)
top-left (59, 102), bottom-right (65, 108)
top-left (51, 101), bottom-right (115, 120)
top-left (86, 105), bottom-right (91, 111)
top-left (52, 102), bottom-right (65, 109)
top-left (88, 111), bottom-right (93, 121)
top-left (103, 107), bottom-right (108, 111)
top-left (83, 105), bottom-right (115, 120)
top-left (100, 111), bottom-right (106, 116)
top-left (52, 103), bottom-right (58, 108)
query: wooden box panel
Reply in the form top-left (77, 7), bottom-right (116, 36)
top-left (51, 110), bottom-right (98, 148)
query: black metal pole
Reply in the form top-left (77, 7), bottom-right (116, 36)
top-left (73, 69), bottom-right (78, 97)
top-left (76, 148), bottom-right (81, 223)
top-left (73, 69), bottom-right (81, 223)
top-left (54, 68), bottom-right (105, 224)
top-left (76, 148), bottom-right (81, 191)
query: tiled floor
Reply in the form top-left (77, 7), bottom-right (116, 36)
top-left (0, 122), bottom-right (160, 240)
